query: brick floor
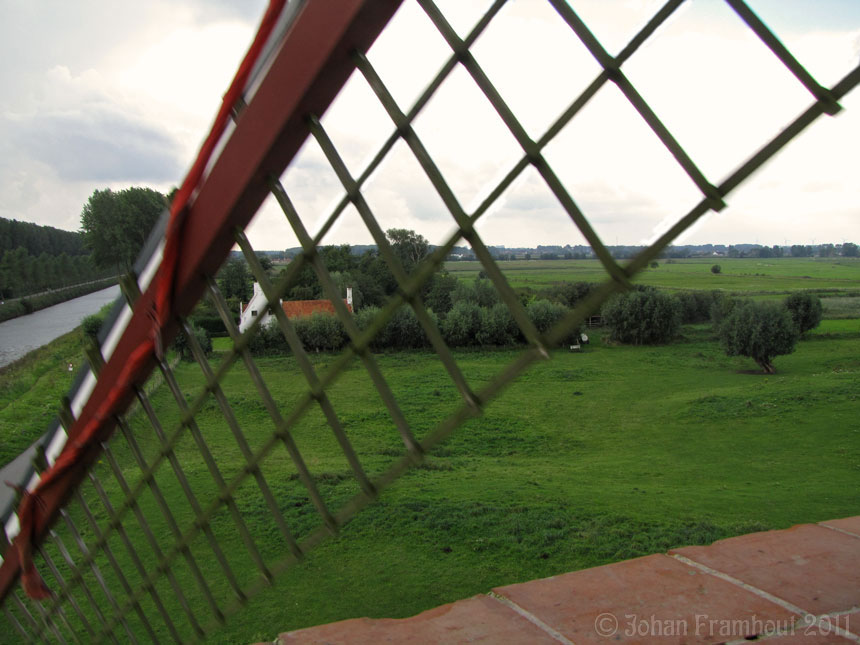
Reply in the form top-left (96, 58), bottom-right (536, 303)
top-left (821, 517), bottom-right (860, 538)
top-left (272, 517), bottom-right (860, 644)
top-left (672, 524), bottom-right (860, 616)
top-left (277, 595), bottom-right (560, 644)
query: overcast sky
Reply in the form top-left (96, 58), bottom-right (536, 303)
top-left (1, 0), bottom-right (858, 252)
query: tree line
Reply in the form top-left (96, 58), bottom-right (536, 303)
top-left (247, 275), bottom-right (581, 355)
top-left (214, 229), bottom-right (439, 312)
top-left (244, 263), bottom-right (821, 375)
top-left (0, 216), bottom-right (103, 298)
top-left (173, 224), bottom-right (830, 373)
top-left (482, 242), bottom-right (860, 260)
top-left (601, 287), bottom-right (822, 373)
top-left (0, 217), bottom-right (88, 257)
top-left (196, 228), bottom-right (581, 355)
top-left (0, 248), bottom-right (111, 299)
top-left (0, 186), bottom-right (169, 301)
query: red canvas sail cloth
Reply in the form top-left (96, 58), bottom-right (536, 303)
top-left (12, 0), bottom-right (288, 600)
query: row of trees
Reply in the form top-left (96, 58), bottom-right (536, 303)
top-left (600, 287), bottom-right (822, 372)
top-left (187, 229), bottom-right (445, 342)
top-left (785, 243), bottom-right (859, 258)
top-left (514, 243), bottom-right (860, 260)
top-left (194, 225), bottom-right (828, 373)
top-left (0, 217), bottom-right (88, 257)
top-left (248, 292), bottom-right (578, 355)
top-left (0, 185), bottom-right (167, 301)
top-left (721, 243), bottom-right (859, 258)
top-left (0, 247), bottom-right (111, 299)
top-left (211, 238), bottom-right (824, 376)
top-left (0, 215), bottom-right (108, 299)
top-left (209, 229), bottom-right (470, 335)
top-left (244, 251), bottom-right (584, 355)
top-left (217, 229), bottom-right (434, 309)
top-left (245, 273), bottom-right (822, 374)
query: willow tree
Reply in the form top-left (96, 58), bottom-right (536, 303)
top-left (719, 301), bottom-right (798, 373)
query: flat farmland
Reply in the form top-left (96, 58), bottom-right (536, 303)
top-left (3, 258), bottom-right (859, 643)
top-left (445, 257), bottom-right (860, 293)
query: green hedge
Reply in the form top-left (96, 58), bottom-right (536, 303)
top-left (603, 290), bottom-right (682, 345)
top-left (248, 298), bottom-right (583, 356)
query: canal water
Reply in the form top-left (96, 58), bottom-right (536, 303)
top-left (0, 285), bottom-right (121, 368)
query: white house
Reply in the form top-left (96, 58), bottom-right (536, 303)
top-left (239, 283), bottom-right (353, 332)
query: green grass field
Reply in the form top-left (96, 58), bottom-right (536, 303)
top-left (0, 330), bottom-right (85, 465)
top-left (10, 319), bottom-right (854, 643)
top-left (2, 261), bottom-right (859, 643)
top-left (446, 257), bottom-right (860, 293)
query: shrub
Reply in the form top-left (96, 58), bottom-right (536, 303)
top-left (711, 264), bottom-right (721, 274)
top-left (527, 299), bottom-right (582, 346)
top-left (650, 261), bottom-right (659, 269)
top-left (783, 293), bottom-right (822, 335)
top-left (675, 291), bottom-right (720, 324)
top-left (542, 281), bottom-right (593, 308)
top-left (709, 293), bottom-right (737, 327)
top-left (718, 301), bottom-right (798, 373)
top-left (190, 313), bottom-right (228, 338)
top-left (602, 290), bottom-right (681, 345)
top-left (174, 323), bottom-right (212, 361)
top-left (355, 305), bottom-right (437, 351)
top-left (423, 272), bottom-right (458, 315)
top-left (295, 313), bottom-right (346, 352)
top-left (476, 303), bottom-right (519, 346)
top-left (81, 314), bottom-right (103, 341)
top-left (441, 301), bottom-right (482, 347)
top-left (387, 305), bottom-right (434, 349)
top-left (355, 306), bottom-right (391, 351)
top-left (451, 278), bottom-right (499, 309)
top-left (526, 299), bottom-right (562, 335)
top-left (0, 301), bottom-right (27, 323)
top-left (248, 319), bottom-right (289, 356)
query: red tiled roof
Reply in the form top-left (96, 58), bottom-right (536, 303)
top-left (282, 299), bottom-right (351, 319)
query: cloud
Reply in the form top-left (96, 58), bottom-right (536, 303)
top-left (182, 0), bottom-right (267, 23)
top-left (9, 109), bottom-right (181, 183)
top-left (2, 0), bottom-right (858, 252)
top-left (0, 2), bottom-right (261, 230)
top-left (255, 0), bottom-right (860, 251)
top-left (3, 64), bottom-right (183, 183)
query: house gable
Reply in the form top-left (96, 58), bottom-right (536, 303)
top-left (239, 283), bottom-right (354, 332)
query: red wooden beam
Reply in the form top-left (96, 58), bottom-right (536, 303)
top-left (1, 0), bottom-right (404, 603)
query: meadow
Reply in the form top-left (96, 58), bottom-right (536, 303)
top-left (207, 321), bottom-right (858, 642)
top-left (1, 258), bottom-right (859, 643)
top-left (446, 256), bottom-right (860, 294)
top-left (0, 330), bottom-right (84, 465)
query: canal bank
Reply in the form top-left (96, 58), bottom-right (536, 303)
top-left (0, 284), bottom-right (121, 368)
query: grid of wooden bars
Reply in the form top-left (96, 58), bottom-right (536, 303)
top-left (2, 0), bottom-right (858, 642)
